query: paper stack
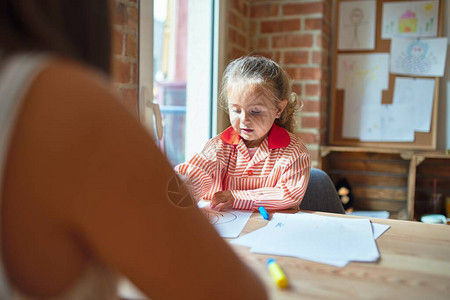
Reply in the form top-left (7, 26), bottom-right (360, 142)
top-left (231, 213), bottom-right (390, 267)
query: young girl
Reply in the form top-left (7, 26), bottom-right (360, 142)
top-left (175, 56), bottom-right (311, 211)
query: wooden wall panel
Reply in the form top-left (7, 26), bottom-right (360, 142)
top-left (322, 151), bottom-right (409, 218)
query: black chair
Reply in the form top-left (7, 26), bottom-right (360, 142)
top-left (300, 168), bottom-right (345, 214)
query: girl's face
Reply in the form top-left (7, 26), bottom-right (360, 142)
top-left (227, 85), bottom-right (287, 148)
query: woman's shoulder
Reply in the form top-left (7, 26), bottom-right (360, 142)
top-left (33, 57), bottom-right (116, 104)
top-left (24, 56), bottom-right (132, 132)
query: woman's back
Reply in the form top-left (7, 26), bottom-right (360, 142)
top-left (0, 55), bottom-right (267, 299)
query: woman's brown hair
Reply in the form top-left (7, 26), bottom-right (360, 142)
top-left (0, 0), bottom-right (111, 73)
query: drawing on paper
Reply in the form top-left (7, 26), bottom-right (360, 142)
top-left (398, 10), bottom-right (418, 33)
top-left (336, 54), bottom-right (390, 139)
top-left (382, 0), bottom-right (439, 39)
top-left (338, 0), bottom-right (376, 50)
top-left (350, 8), bottom-right (364, 47)
top-left (337, 54), bottom-right (389, 93)
top-left (203, 209), bottom-right (238, 225)
top-left (395, 39), bottom-right (436, 74)
top-left (390, 37), bottom-right (447, 77)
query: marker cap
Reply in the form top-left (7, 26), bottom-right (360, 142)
top-left (258, 206), bottom-right (269, 220)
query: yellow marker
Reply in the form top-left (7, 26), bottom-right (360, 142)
top-left (267, 258), bottom-right (288, 288)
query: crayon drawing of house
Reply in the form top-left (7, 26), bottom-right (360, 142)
top-left (398, 10), bottom-right (418, 33)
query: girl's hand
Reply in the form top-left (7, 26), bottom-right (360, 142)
top-left (210, 190), bottom-right (234, 211)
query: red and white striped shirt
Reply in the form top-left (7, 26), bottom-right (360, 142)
top-left (175, 124), bottom-right (310, 211)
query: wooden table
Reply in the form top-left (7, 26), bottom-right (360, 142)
top-left (119, 211), bottom-right (450, 299)
top-left (233, 211), bottom-right (450, 300)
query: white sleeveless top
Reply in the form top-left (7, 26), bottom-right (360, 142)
top-left (0, 53), bottom-right (118, 300)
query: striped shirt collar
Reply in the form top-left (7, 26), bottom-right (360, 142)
top-left (220, 123), bottom-right (290, 149)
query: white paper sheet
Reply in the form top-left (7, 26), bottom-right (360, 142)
top-left (197, 199), bottom-right (252, 238)
top-left (337, 54), bottom-right (390, 139)
top-left (391, 37), bottom-right (448, 77)
top-left (231, 219), bottom-right (389, 249)
top-left (338, 0), bottom-right (376, 50)
top-left (231, 213), bottom-right (388, 267)
top-left (359, 103), bottom-right (415, 141)
top-left (382, 0), bottom-right (439, 39)
top-left (393, 77), bottom-right (435, 132)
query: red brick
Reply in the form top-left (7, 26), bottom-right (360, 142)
top-left (258, 37), bottom-right (269, 49)
top-left (112, 29), bottom-right (123, 55)
top-left (237, 32), bottom-right (247, 48)
top-left (113, 2), bottom-right (127, 25)
top-left (229, 11), bottom-right (237, 26)
top-left (284, 51), bottom-right (309, 65)
top-left (272, 34), bottom-right (313, 48)
top-left (113, 2), bottom-right (138, 31)
top-left (305, 84), bottom-right (321, 97)
top-left (302, 116), bottom-right (321, 128)
top-left (316, 33), bottom-right (330, 49)
top-left (252, 51), bottom-right (281, 62)
top-left (305, 18), bottom-right (323, 30)
top-left (229, 28), bottom-right (246, 48)
top-left (285, 67), bottom-right (322, 80)
top-left (320, 115), bottom-right (327, 128)
top-left (121, 88), bottom-right (138, 117)
top-left (261, 19), bottom-right (300, 34)
top-left (232, 0), bottom-right (246, 14)
top-left (283, 2), bottom-right (324, 16)
top-left (231, 47), bottom-right (247, 59)
top-left (125, 33), bottom-right (137, 59)
top-left (324, 1), bottom-right (332, 22)
top-left (321, 86), bottom-right (329, 98)
top-left (229, 11), bottom-right (246, 30)
top-left (302, 100), bottom-right (320, 112)
top-left (127, 6), bottom-right (138, 28)
top-left (112, 85), bottom-right (121, 97)
top-left (112, 59), bottom-right (131, 83)
top-left (249, 20), bottom-right (258, 35)
top-left (321, 70), bottom-right (330, 84)
top-left (312, 51), bottom-right (322, 64)
top-left (320, 99), bottom-right (328, 112)
top-left (243, 1), bottom-right (248, 16)
top-left (251, 51), bottom-right (273, 59)
top-left (297, 132), bottom-right (320, 144)
top-left (273, 52), bottom-right (281, 63)
top-left (131, 63), bottom-right (137, 84)
top-left (291, 84), bottom-right (302, 96)
top-left (250, 4), bottom-right (279, 18)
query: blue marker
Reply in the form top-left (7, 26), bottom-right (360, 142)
top-left (258, 206), bottom-right (269, 220)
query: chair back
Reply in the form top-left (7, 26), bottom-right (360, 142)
top-left (300, 168), bottom-right (345, 214)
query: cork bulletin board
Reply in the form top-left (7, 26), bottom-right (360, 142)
top-left (330, 0), bottom-right (445, 149)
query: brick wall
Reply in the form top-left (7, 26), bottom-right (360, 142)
top-left (226, 0), bottom-right (333, 167)
top-left (228, 0), bottom-right (249, 58)
top-left (111, 0), bottom-right (139, 116)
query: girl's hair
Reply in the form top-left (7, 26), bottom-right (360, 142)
top-left (0, 0), bottom-right (111, 74)
top-left (219, 56), bottom-right (301, 132)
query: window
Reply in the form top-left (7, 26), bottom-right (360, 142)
top-left (139, 0), bottom-right (225, 166)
